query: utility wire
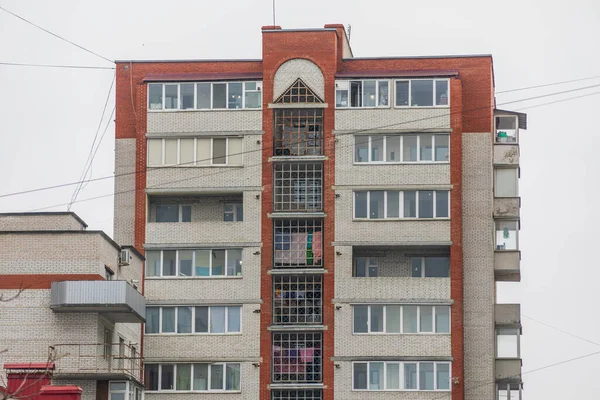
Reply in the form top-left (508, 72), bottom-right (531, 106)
top-left (0, 62), bottom-right (115, 70)
top-left (497, 74), bottom-right (600, 94)
top-left (0, 5), bottom-right (113, 64)
top-left (3, 79), bottom-right (600, 203)
top-left (68, 73), bottom-right (116, 210)
top-left (523, 314), bottom-right (600, 347)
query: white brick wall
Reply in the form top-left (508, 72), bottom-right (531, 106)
top-left (335, 108), bottom-right (451, 131)
top-left (462, 132), bottom-right (495, 400)
top-left (114, 139), bottom-right (137, 246)
top-left (0, 213), bottom-right (86, 231)
top-left (146, 111), bottom-right (261, 133)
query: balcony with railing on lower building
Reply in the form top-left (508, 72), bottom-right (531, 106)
top-left (51, 342), bottom-right (142, 383)
top-left (50, 280), bottom-right (145, 323)
top-left (495, 311), bottom-right (523, 396)
top-left (146, 193), bottom-right (259, 245)
top-left (494, 110), bottom-right (526, 166)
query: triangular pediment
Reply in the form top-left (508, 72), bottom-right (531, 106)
top-left (274, 79), bottom-right (324, 104)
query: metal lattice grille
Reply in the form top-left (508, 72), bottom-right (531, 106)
top-left (272, 332), bottom-right (322, 383)
top-left (271, 389), bottom-right (322, 400)
top-left (274, 163), bottom-right (323, 212)
top-left (274, 109), bottom-right (323, 156)
top-left (273, 219), bottom-right (323, 268)
top-left (273, 275), bottom-right (322, 325)
top-left (275, 79), bottom-right (323, 104)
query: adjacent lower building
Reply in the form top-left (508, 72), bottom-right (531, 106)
top-left (93, 23), bottom-right (520, 400)
top-left (0, 212), bottom-right (146, 400)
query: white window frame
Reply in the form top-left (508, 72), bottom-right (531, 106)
top-left (145, 363), bottom-right (242, 393)
top-left (335, 80), bottom-right (391, 109)
top-left (154, 204), bottom-right (191, 223)
top-left (496, 327), bottom-right (521, 358)
top-left (353, 190), bottom-right (450, 220)
top-left (411, 257), bottom-right (451, 278)
top-left (494, 167), bottom-right (519, 198)
top-left (352, 304), bottom-right (451, 334)
top-left (353, 133), bottom-right (450, 164)
top-left (351, 361), bottom-right (451, 391)
top-left (495, 220), bottom-right (519, 251)
top-left (353, 257), bottom-right (379, 277)
top-left (145, 249), bottom-right (243, 278)
top-left (147, 81), bottom-right (262, 111)
top-left (145, 305), bottom-right (242, 335)
top-left (497, 382), bottom-right (521, 400)
top-left (393, 79), bottom-right (451, 108)
top-left (224, 203), bottom-right (243, 222)
top-left (147, 137), bottom-right (244, 167)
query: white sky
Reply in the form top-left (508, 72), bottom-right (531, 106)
top-left (1, 0), bottom-right (599, 398)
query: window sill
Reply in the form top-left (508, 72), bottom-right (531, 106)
top-left (335, 105), bottom-right (391, 110)
top-left (352, 161), bottom-right (450, 165)
top-left (353, 218), bottom-right (451, 222)
top-left (145, 276), bottom-right (243, 280)
top-left (147, 164), bottom-right (244, 168)
top-left (351, 389), bottom-right (451, 392)
top-left (145, 390), bottom-right (242, 394)
top-left (147, 108), bottom-right (261, 113)
top-left (352, 332), bottom-right (450, 336)
top-left (393, 105), bottom-right (451, 109)
top-left (144, 333), bottom-right (243, 337)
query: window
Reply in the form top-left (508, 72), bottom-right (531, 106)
top-left (155, 204), bottom-right (191, 223)
top-left (272, 389), bottom-right (322, 400)
top-left (144, 363), bottom-right (240, 392)
top-left (147, 81), bottom-right (261, 110)
top-left (147, 137), bottom-right (243, 167)
top-left (109, 382), bottom-right (127, 400)
top-left (353, 257), bottom-right (379, 277)
top-left (103, 328), bottom-right (112, 359)
top-left (105, 266), bottom-right (114, 281)
top-left (395, 79), bottom-right (450, 107)
top-left (497, 328), bottom-right (520, 358)
top-left (273, 220), bottom-right (323, 268)
top-left (353, 362), bottom-right (450, 391)
top-left (353, 305), bottom-right (450, 334)
top-left (145, 306), bottom-right (241, 334)
top-left (498, 383), bottom-right (521, 400)
top-left (354, 134), bottom-right (449, 163)
top-left (411, 257), bottom-right (450, 278)
top-left (224, 203), bottom-right (243, 222)
top-left (495, 168), bottom-right (519, 197)
top-left (354, 190), bottom-right (450, 219)
top-left (272, 332), bottom-right (322, 383)
top-left (274, 163), bottom-right (323, 212)
top-left (273, 275), bottom-right (322, 325)
top-left (145, 249), bottom-right (242, 277)
top-left (273, 109), bottom-right (323, 156)
top-left (335, 80), bottom-right (390, 108)
top-left (496, 115), bottom-right (518, 143)
top-left (496, 221), bottom-right (518, 250)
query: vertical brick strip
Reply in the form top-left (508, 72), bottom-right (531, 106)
top-left (450, 77), bottom-right (464, 400)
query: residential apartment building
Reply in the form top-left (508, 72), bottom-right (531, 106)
top-left (113, 24), bottom-right (525, 400)
top-left (0, 212), bottom-right (146, 400)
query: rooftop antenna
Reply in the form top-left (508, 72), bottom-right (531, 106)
top-left (347, 24), bottom-right (352, 42)
top-left (272, 0), bottom-right (276, 26)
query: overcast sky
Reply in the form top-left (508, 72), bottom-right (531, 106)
top-left (1, 0), bottom-right (600, 398)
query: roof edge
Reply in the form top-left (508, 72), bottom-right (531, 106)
top-left (344, 54), bottom-right (493, 61)
top-left (115, 58), bottom-right (262, 64)
top-left (0, 212), bottom-right (88, 228)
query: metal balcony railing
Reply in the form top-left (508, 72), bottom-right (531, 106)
top-left (51, 343), bottom-right (142, 382)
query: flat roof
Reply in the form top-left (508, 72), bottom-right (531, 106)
top-left (0, 230), bottom-right (121, 252)
top-left (0, 212), bottom-right (88, 228)
top-left (115, 58), bottom-right (262, 64)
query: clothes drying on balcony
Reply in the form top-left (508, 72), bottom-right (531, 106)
top-left (273, 230), bottom-right (323, 266)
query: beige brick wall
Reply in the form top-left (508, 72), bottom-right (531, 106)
top-left (146, 110), bottom-right (261, 133)
top-left (143, 305), bottom-right (259, 361)
top-left (0, 233), bottom-right (118, 277)
top-left (145, 192), bottom-right (261, 245)
top-left (334, 192), bottom-right (451, 244)
top-left (462, 132), bottom-right (495, 400)
top-left (0, 214), bottom-right (86, 231)
top-left (335, 108), bottom-right (450, 131)
top-left (334, 132), bottom-right (450, 187)
top-left (114, 139), bottom-right (137, 246)
top-left (144, 247), bottom-right (260, 301)
top-left (146, 137), bottom-right (262, 190)
top-left (273, 58), bottom-right (325, 101)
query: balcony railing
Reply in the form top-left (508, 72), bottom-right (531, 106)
top-left (273, 275), bottom-right (322, 325)
top-left (50, 281), bottom-right (145, 323)
top-left (274, 220), bottom-right (323, 268)
top-left (51, 343), bottom-right (142, 383)
top-left (274, 163), bottom-right (323, 212)
top-left (272, 332), bottom-right (322, 383)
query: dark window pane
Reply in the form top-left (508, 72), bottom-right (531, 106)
top-left (181, 205), bottom-right (191, 222)
top-left (145, 307), bottom-right (159, 334)
top-left (395, 81), bottom-right (409, 106)
top-left (403, 135), bottom-right (418, 161)
top-left (212, 250), bottom-right (225, 276)
top-left (404, 191), bottom-right (416, 217)
top-left (228, 82), bottom-right (243, 109)
top-left (420, 134), bottom-right (433, 161)
top-left (435, 135), bottom-right (449, 161)
top-left (162, 307), bottom-right (175, 333)
top-left (436, 191), bottom-right (449, 218)
top-left (196, 83), bottom-right (211, 109)
top-left (213, 139), bottom-right (227, 164)
top-left (161, 364), bottom-right (174, 390)
top-left (144, 364), bottom-right (159, 390)
top-left (193, 364), bottom-right (208, 390)
top-left (148, 84), bottom-right (162, 110)
top-left (212, 83), bottom-right (226, 109)
top-left (179, 250), bottom-right (193, 276)
top-left (355, 192), bottom-right (368, 218)
top-left (195, 307), bottom-right (209, 332)
top-left (163, 251), bottom-right (176, 276)
top-left (355, 136), bottom-right (369, 162)
top-left (156, 205), bottom-right (178, 222)
top-left (436, 80), bottom-right (449, 106)
top-left (180, 84), bottom-right (194, 110)
top-left (354, 258), bottom-right (366, 277)
top-left (210, 364), bottom-right (224, 390)
top-left (425, 257), bottom-right (450, 277)
top-left (165, 85), bottom-right (178, 109)
top-left (387, 191), bottom-right (399, 218)
top-left (411, 258), bottom-right (422, 277)
top-left (369, 191), bottom-right (384, 219)
top-left (353, 363), bottom-right (368, 389)
top-left (411, 80), bottom-right (433, 107)
top-left (419, 363), bottom-right (435, 390)
top-left (370, 306), bottom-right (384, 332)
top-left (350, 81), bottom-right (362, 107)
top-left (419, 191), bottom-right (434, 218)
top-left (354, 305), bottom-right (368, 333)
top-left (177, 307), bottom-right (192, 333)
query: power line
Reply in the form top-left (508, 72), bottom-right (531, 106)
top-left (0, 62), bottom-right (115, 70)
top-left (515, 90), bottom-right (600, 111)
top-left (0, 5), bottom-right (113, 64)
top-left (523, 314), bottom-right (600, 347)
top-left (68, 73), bottom-right (116, 210)
top-left (3, 79), bottom-right (600, 204)
top-left (497, 74), bottom-right (600, 94)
